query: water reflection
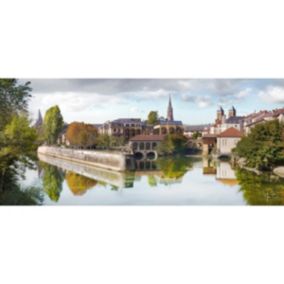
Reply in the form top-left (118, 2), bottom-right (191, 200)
top-left (6, 153), bottom-right (283, 205)
top-left (0, 166), bottom-right (43, 205)
top-left (65, 172), bottom-right (97, 196)
top-left (237, 169), bottom-right (284, 205)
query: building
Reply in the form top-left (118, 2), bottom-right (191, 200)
top-left (244, 107), bottom-right (284, 134)
top-left (210, 106), bottom-right (244, 135)
top-left (153, 95), bottom-right (184, 135)
top-left (129, 134), bottom-right (165, 160)
top-left (217, 127), bottom-right (243, 156)
top-left (57, 123), bottom-right (69, 145)
top-left (167, 95), bottom-right (174, 121)
top-left (183, 124), bottom-right (210, 138)
top-left (34, 109), bottom-right (43, 129)
top-left (202, 134), bottom-right (217, 155)
top-left (99, 118), bottom-right (144, 140)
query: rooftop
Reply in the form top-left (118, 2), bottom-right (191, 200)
top-left (112, 118), bottom-right (142, 123)
top-left (218, 127), bottom-right (243, 138)
top-left (225, 116), bottom-right (244, 124)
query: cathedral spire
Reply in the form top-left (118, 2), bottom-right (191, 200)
top-left (35, 109), bottom-right (43, 128)
top-left (167, 94), bottom-right (174, 121)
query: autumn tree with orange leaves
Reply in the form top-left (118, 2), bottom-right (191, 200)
top-left (66, 122), bottom-right (98, 148)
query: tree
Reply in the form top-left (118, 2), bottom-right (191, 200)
top-left (0, 79), bottom-right (36, 194)
top-left (192, 131), bottom-right (202, 140)
top-left (0, 114), bottom-right (37, 173)
top-left (42, 164), bottom-right (64, 202)
top-left (66, 122), bottom-right (98, 148)
top-left (147, 111), bottom-right (158, 125)
top-left (0, 79), bottom-right (32, 131)
top-left (96, 134), bottom-right (126, 149)
top-left (43, 105), bottom-right (64, 145)
top-left (236, 169), bottom-right (284, 205)
top-left (234, 120), bottom-right (284, 170)
top-left (157, 134), bottom-right (188, 155)
top-left (157, 156), bottom-right (193, 180)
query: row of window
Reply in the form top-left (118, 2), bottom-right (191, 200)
top-left (132, 142), bottom-right (158, 150)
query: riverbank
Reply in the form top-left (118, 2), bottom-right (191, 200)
top-left (37, 146), bottom-right (130, 172)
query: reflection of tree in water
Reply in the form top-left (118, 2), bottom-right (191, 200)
top-left (148, 175), bottom-right (157, 187)
top-left (237, 169), bottom-right (284, 205)
top-left (156, 156), bottom-right (193, 180)
top-left (0, 167), bottom-right (43, 205)
top-left (42, 163), bottom-right (64, 202)
top-left (65, 171), bottom-right (97, 196)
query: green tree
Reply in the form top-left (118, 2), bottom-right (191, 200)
top-left (96, 134), bottom-right (126, 149)
top-left (234, 120), bottom-right (284, 170)
top-left (42, 164), bottom-right (64, 202)
top-left (192, 131), bottom-right (202, 140)
top-left (0, 79), bottom-right (32, 131)
top-left (0, 114), bottom-right (37, 177)
top-left (157, 156), bottom-right (193, 180)
top-left (43, 105), bottom-right (64, 145)
top-left (147, 111), bottom-right (158, 125)
top-left (157, 134), bottom-right (188, 155)
top-left (237, 169), bottom-right (284, 205)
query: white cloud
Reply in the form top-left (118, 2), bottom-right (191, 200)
top-left (234, 88), bottom-right (252, 99)
top-left (258, 86), bottom-right (284, 103)
top-left (196, 96), bottom-right (212, 108)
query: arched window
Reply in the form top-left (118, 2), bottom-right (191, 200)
top-left (139, 142), bottom-right (145, 150)
top-left (133, 142), bottom-right (138, 150)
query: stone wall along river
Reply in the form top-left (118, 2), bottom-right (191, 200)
top-left (37, 146), bottom-right (127, 171)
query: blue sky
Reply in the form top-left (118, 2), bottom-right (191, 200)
top-left (27, 79), bottom-right (284, 125)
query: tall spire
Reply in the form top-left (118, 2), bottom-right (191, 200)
top-left (35, 109), bottom-right (43, 128)
top-left (167, 94), bottom-right (174, 121)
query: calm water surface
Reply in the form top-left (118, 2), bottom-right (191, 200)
top-left (16, 154), bottom-right (284, 205)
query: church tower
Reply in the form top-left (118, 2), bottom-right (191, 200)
top-left (35, 109), bottom-right (43, 128)
top-left (167, 95), bottom-right (174, 121)
top-left (217, 106), bottom-right (224, 121)
top-left (228, 106), bottom-right (236, 118)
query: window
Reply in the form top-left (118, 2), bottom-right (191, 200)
top-left (146, 142), bottom-right (151, 150)
top-left (139, 142), bottom-right (145, 150)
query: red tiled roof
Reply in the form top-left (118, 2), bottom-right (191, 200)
top-left (129, 135), bottom-right (165, 141)
top-left (218, 127), bottom-right (243, 138)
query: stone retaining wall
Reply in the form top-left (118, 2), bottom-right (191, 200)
top-left (38, 146), bottom-right (127, 172)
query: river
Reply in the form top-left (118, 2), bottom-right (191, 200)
top-left (7, 154), bottom-right (283, 205)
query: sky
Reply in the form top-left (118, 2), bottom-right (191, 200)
top-left (26, 79), bottom-right (284, 125)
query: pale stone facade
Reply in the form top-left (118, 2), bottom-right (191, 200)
top-left (216, 127), bottom-right (242, 156)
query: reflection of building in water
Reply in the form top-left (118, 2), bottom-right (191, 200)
top-left (134, 159), bottom-right (158, 171)
top-left (134, 157), bottom-right (186, 186)
top-left (216, 162), bottom-right (239, 186)
top-left (202, 158), bottom-right (216, 175)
